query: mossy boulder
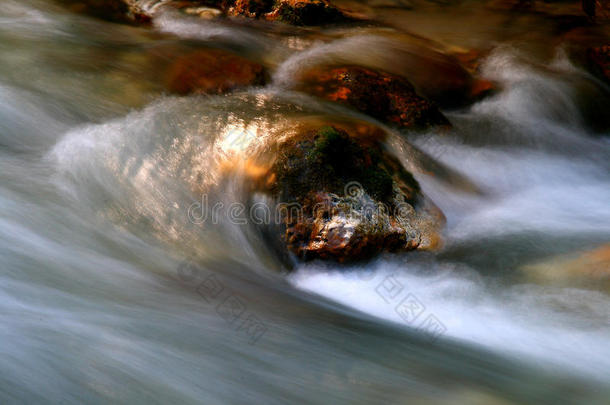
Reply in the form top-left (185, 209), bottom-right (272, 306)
top-left (165, 49), bottom-right (268, 95)
top-left (258, 125), bottom-right (444, 262)
top-left (295, 66), bottom-right (450, 130)
top-left (272, 125), bottom-right (407, 204)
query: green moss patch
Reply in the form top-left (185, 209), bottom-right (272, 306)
top-left (272, 126), bottom-right (418, 205)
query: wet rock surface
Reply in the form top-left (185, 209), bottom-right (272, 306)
top-left (296, 66), bottom-right (450, 129)
top-left (64, 0), bottom-right (356, 26)
top-left (207, 0), bottom-right (355, 25)
top-left (257, 125), bottom-right (445, 262)
top-left (265, 0), bottom-right (352, 25)
top-left (165, 48), bottom-right (267, 95)
top-left (521, 244), bottom-right (610, 293)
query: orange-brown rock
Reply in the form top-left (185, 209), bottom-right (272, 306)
top-left (225, 0), bottom-right (353, 25)
top-left (268, 0), bottom-right (351, 25)
top-left (258, 125), bottom-right (444, 262)
top-left (373, 42), bottom-right (496, 108)
top-left (521, 244), bottom-right (610, 292)
top-left (60, 0), bottom-right (357, 26)
top-left (57, 0), bottom-right (151, 24)
top-left (296, 66), bottom-right (450, 130)
top-left (452, 49), bottom-right (496, 100)
top-left (165, 49), bottom-right (267, 95)
top-left (453, 49), bottom-right (487, 74)
top-left (228, 0), bottom-right (274, 17)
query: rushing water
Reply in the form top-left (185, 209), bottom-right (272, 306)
top-left (1, 0), bottom-right (610, 403)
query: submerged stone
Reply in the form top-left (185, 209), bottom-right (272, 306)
top-left (520, 244), bottom-right (610, 293)
top-left (165, 49), bottom-right (267, 95)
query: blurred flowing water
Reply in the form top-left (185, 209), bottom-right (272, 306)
top-left (1, 0), bottom-right (610, 404)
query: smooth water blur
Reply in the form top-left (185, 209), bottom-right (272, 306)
top-left (1, 0), bottom-right (610, 404)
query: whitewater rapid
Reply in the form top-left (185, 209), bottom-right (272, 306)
top-left (1, 1), bottom-right (610, 404)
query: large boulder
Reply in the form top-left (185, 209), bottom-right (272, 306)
top-left (255, 125), bottom-right (444, 262)
top-left (387, 42), bottom-right (494, 109)
top-left (295, 66), bottom-right (450, 130)
top-left (165, 49), bottom-right (268, 95)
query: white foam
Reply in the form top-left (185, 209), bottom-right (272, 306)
top-left (290, 259), bottom-right (610, 381)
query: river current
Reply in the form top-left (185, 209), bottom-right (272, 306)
top-left (1, 1), bottom-right (609, 403)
